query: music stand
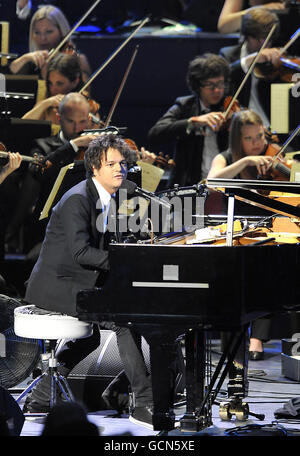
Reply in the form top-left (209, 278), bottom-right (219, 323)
top-left (40, 161), bottom-right (86, 220)
top-left (1, 75), bottom-right (43, 118)
top-left (0, 118), bottom-right (51, 154)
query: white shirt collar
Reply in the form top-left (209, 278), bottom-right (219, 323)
top-left (92, 177), bottom-right (112, 208)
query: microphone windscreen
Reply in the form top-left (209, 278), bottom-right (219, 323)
top-left (119, 178), bottom-right (137, 195)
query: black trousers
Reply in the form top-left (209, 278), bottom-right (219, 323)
top-left (250, 316), bottom-right (271, 342)
top-left (56, 323), bottom-right (153, 407)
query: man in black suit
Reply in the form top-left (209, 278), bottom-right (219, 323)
top-left (219, 7), bottom-right (280, 127)
top-left (23, 133), bottom-right (155, 429)
top-left (147, 53), bottom-right (230, 188)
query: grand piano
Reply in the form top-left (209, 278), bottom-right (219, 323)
top-left (76, 179), bottom-right (300, 433)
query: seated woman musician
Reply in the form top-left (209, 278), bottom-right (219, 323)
top-left (22, 52), bottom-right (85, 126)
top-left (207, 109), bottom-right (280, 359)
top-left (207, 109), bottom-right (273, 182)
top-left (9, 5), bottom-right (91, 81)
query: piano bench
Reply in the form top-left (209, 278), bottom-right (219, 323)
top-left (13, 304), bottom-right (93, 412)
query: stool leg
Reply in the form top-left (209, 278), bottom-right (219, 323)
top-left (56, 375), bottom-right (75, 402)
top-left (16, 372), bottom-right (47, 403)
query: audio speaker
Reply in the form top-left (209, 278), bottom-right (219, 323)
top-left (0, 386), bottom-right (24, 436)
top-left (67, 330), bottom-right (151, 411)
top-left (67, 330), bottom-right (185, 412)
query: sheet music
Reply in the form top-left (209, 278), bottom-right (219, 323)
top-left (40, 163), bottom-right (75, 220)
top-left (137, 160), bottom-right (164, 192)
top-left (270, 83), bottom-right (293, 133)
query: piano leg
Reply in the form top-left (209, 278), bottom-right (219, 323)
top-left (219, 326), bottom-right (250, 421)
top-left (141, 326), bottom-right (180, 432)
top-left (180, 329), bottom-right (212, 432)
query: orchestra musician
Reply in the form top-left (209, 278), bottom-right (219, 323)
top-left (217, 0), bottom-right (285, 34)
top-left (207, 109), bottom-right (278, 359)
top-left (9, 5), bottom-right (91, 81)
top-left (5, 93), bottom-right (101, 255)
top-left (22, 52), bottom-right (84, 126)
top-left (147, 53), bottom-right (230, 188)
top-left (22, 134), bottom-right (155, 429)
top-left (220, 7), bottom-right (281, 127)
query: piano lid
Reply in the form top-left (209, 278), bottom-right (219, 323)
top-left (206, 178), bottom-right (300, 220)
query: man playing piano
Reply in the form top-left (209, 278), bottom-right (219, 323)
top-left (22, 133), bottom-right (155, 429)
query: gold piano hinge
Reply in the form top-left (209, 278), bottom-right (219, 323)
top-left (0, 22), bottom-right (9, 67)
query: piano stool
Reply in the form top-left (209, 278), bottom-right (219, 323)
top-left (13, 304), bottom-right (93, 414)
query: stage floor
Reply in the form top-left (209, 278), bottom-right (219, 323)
top-left (14, 339), bottom-right (300, 439)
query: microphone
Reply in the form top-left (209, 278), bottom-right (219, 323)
top-left (119, 179), bottom-right (172, 209)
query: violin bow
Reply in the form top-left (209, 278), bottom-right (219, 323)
top-left (79, 16), bottom-right (150, 94)
top-left (104, 45), bottom-right (139, 127)
top-left (271, 124), bottom-right (300, 161)
top-left (47, 0), bottom-right (102, 62)
top-left (279, 27), bottom-right (300, 57)
top-left (223, 23), bottom-right (277, 119)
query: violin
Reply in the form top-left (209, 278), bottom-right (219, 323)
top-left (0, 141), bottom-right (49, 171)
top-left (261, 142), bottom-right (291, 181)
top-left (254, 28), bottom-right (300, 82)
top-left (124, 138), bottom-right (175, 170)
top-left (255, 55), bottom-right (300, 82)
top-left (258, 124), bottom-right (300, 181)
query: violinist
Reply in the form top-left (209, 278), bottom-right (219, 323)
top-left (22, 52), bottom-right (84, 126)
top-left (207, 109), bottom-right (280, 359)
top-left (220, 7), bottom-right (280, 127)
top-left (5, 93), bottom-right (100, 254)
top-left (208, 110), bottom-right (273, 181)
top-left (148, 53), bottom-right (230, 188)
top-left (9, 5), bottom-right (91, 81)
top-left (217, 0), bottom-right (285, 34)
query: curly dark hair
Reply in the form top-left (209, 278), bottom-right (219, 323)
top-left (186, 53), bottom-right (230, 94)
top-left (84, 133), bottom-right (133, 177)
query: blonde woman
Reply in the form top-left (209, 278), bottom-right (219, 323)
top-left (9, 5), bottom-right (91, 80)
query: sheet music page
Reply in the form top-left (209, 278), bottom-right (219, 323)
top-left (137, 161), bottom-right (164, 192)
top-left (40, 163), bottom-right (74, 220)
top-left (270, 83), bottom-right (293, 133)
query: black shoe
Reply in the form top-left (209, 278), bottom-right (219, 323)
top-left (101, 389), bottom-right (129, 414)
top-left (129, 406), bottom-right (153, 430)
top-left (249, 350), bottom-right (264, 361)
top-left (23, 397), bottom-right (50, 414)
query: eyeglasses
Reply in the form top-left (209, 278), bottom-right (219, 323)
top-left (200, 81), bottom-right (227, 90)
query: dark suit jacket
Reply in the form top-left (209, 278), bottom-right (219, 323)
top-left (220, 43), bottom-right (276, 121)
top-left (25, 178), bottom-right (110, 316)
top-left (148, 95), bottom-right (228, 186)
